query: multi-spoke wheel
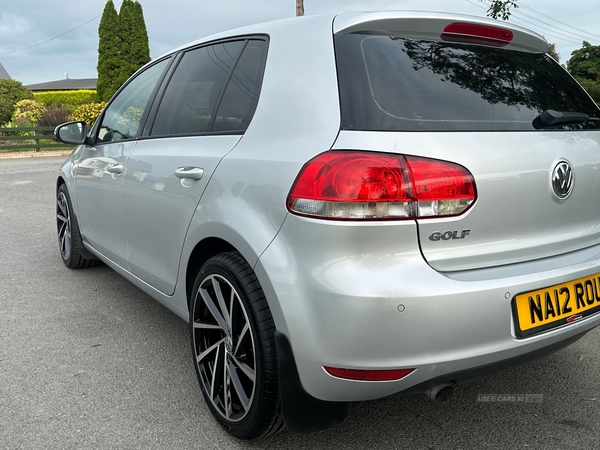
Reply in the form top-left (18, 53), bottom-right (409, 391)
top-left (56, 184), bottom-right (99, 269)
top-left (190, 252), bottom-right (284, 439)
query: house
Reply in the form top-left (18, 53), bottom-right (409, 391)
top-left (0, 62), bottom-right (11, 79)
top-left (25, 75), bottom-right (97, 92)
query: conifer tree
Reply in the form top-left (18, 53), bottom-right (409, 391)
top-left (130, 1), bottom-right (151, 71)
top-left (97, 0), bottom-right (151, 102)
top-left (116, 0), bottom-right (135, 89)
top-left (96, 0), bottom-right (121, 102)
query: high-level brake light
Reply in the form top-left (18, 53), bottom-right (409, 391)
top-left (442, 22), bottom-right (513, 47)
top-left (286, 151), bottom-right (476, 220)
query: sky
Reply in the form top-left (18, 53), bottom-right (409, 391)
top-left (1, 0), bottom-right (599, 86)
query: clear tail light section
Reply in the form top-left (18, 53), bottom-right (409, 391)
top-left (286, 151), bottom-right (476, 220)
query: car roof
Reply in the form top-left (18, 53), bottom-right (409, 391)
top-left (162, 13), bottom-right (336, 57)
top-left (160, 10), bottom-right (548, 58)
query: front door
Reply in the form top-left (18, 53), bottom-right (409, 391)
top-left (75, 58), bottom-right (171, 267)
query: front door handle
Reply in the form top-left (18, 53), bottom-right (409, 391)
top-left (175, 167), bottom-right (204, 181)
top-left (106, 163), bottom-right (124, 174)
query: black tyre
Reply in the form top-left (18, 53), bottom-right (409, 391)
top-left (190, 252), bottom-right (284, 439)
top-left (56, 184), bottom-right (99, 269)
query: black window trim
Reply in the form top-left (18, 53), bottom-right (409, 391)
top-left (140, 52), bottom-right (184, 137)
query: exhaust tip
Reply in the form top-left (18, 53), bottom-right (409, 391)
top-left (425, 384), bottom-right (455, 402)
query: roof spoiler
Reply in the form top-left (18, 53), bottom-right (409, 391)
top-left (333, 11), bottom-right (549, 53)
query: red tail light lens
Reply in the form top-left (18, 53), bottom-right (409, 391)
top-left (324, 366), bottom-right (415, 382)
top-left (287, 151), bottom-right (476, 220)
top-left (406, 155), bottom-right (476, 218)
top-left (442, 22), bottom-right (513, 47)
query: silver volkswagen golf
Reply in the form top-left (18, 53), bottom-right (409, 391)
top-left (55, 11), bottom-right (600, 439)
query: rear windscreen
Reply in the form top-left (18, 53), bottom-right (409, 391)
top-left (335, 34), bottom-right (600, 131)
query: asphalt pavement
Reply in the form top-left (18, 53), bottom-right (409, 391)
top-left (1, 156), bottom-right (599, 450)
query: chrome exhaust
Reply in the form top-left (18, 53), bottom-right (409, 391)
top-left (425, 384), bottom-right (455, 402)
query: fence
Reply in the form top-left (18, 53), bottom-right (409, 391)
top-left (0, 126), bottom-right (68, 152)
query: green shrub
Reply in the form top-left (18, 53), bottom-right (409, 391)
top-left (576, 78), bottom-right (600, 104)
top-left (33, 90), bottom-right (97, 111)
top-left (11, 99), bottom-right (46, 124)
top-left (38, 105), bottom-right (72, 127)
top-left (71, 102), bottom-right (107, 125)
top-left (1, 118), bottom-right (35, 137)
top-left (0, 79), bottom-right (34, 125)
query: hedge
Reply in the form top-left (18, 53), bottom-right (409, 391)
top-left (33, 90), bottom-right (97, 111)
top-left (71, 102), bottom-right (107, 125)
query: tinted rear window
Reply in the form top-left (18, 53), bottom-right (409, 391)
top-left (335, 34), bottom-right (600, 131)
top-left (213, 40), bottom-right (268, 133)
top-left (151, 41), bottom-right (244, 136)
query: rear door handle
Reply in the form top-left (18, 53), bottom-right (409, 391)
top-left (106, 163), bottom-right (124, 174)
top-left (175, 167), bottom-right (204, 181)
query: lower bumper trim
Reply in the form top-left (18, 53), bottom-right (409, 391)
top-left (392, 329), bottom-right (590, 398)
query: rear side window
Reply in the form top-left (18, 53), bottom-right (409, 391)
top-left (335, 34), bottom-right (600, 131)
top-left (151, 38), bottom-right (267, 136)
top-left (213, 40), bottom-right (268, 132)
top-left (151, 41), bottom-right (244, 136)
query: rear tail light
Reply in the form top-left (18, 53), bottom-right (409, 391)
top-left (324, 366), bottom-right (415, 382)
top-left (286, 151), bottom-right (476, 220)
top-left (442, 22), bottom-right (513, 47)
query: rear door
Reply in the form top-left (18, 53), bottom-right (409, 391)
top-left (121, 39), bottom-right (268, 294)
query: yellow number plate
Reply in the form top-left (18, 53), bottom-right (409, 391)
top-left (513, 272), bottom-right (600, 338)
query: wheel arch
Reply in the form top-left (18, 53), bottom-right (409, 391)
top-left (185, 237), bottom-right (237, 309)
top-left (56, 176), bottom-right (66, 190)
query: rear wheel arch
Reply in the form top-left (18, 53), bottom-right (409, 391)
top-left (186, 237), bottom-right (237, 308)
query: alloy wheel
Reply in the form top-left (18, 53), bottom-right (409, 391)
top-left (56, 191), bottom-right (71, 261)
top-left (192, 273), bottom-right (256, 422)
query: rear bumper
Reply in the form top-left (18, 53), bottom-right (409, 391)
top-left (273, 327), bottom-right (585, 433)
top-left (255, 214), bottom-right (600, 402)
top-left (390, 329), bottom-right (587, 398)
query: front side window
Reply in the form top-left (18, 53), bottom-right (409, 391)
top-left (335, 34), bottom-right (600, 131)
top-left (96, 58), bottom-right (170, 143)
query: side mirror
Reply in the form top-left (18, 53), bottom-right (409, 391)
top-left (54, 121), bottom-right (88, 145)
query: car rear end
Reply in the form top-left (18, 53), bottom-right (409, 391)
top-left (257, 12), bottom-right (600, 403)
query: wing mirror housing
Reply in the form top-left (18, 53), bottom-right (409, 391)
top-left (54, 121), bottom-right (92, 145)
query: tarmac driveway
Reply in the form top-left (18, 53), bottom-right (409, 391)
top-left (1, 156), bottom-right (599, 450)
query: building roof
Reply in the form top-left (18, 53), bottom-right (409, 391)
top-left (0, 62), bottom-right (11, 79)
top-left (25, 78), bottom-right (97, 91)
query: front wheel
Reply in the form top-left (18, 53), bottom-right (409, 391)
top-left (56, 184), bottom-right (99, 269)
top-left (189, 252), bottom-right (284, 439)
